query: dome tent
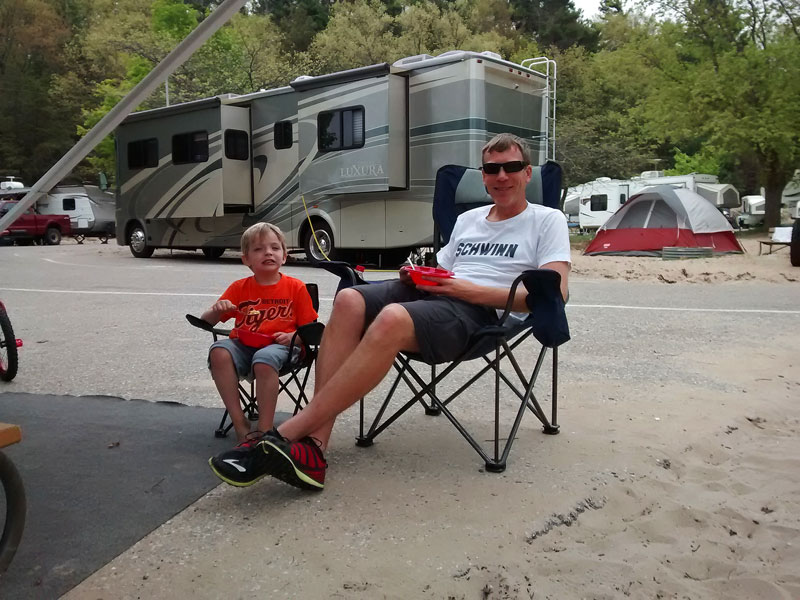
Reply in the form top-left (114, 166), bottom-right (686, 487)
top-left (584, 185), bottom-right (744, 256)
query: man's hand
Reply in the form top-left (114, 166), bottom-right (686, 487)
top-left (418, 275), bottom-right (481, 302)
top-left (399, 268), bottom-right (416, 287)
top-left (421, 275), bottom-right (527, 312)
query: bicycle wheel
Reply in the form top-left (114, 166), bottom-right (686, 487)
top-left (0, 307), bottom-right (19, 382)
top-left (0, 451), bottom-right (26, 573)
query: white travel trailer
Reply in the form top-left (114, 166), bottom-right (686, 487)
top-left (115, 51), bottom-right (556, 262)
top-left (574, 172), bottom-right (739, 231)
top-left (738, 195), bottom-right (765, 227)
top-left (36, 185), bottom-right (116, 242)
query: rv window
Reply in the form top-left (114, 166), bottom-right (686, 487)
top-left (172, 131), bottom-right (209, 164)
top-left (274, 121), bottom-right (292, 149)
top-left (224, 129), bottom-right (249, 161)
top-left (63, 197), bottom-right (76, 211)
top-left (590, 194), bottom-right (608, 212)
top-left (620, 193), bottom-right (627, 205)
top-left (318, 107), bottom-right (365, 152)
top-left (127, 138), bottom-right (159, 169)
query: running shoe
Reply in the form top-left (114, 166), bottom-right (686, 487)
top-left (208, 431), bottom-right (269, 487)
top-left (258, 429), bottom-right (327, 491)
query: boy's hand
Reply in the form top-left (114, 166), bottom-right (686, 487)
top-left (201, 300), bottom-right (235, 325)
top-left (211, 299), bottom-right (236, 315)
top-left (273, 331), bottom-right (294, 346)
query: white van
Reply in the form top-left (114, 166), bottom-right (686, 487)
top-left (36, 185), bottom-right (116, 242)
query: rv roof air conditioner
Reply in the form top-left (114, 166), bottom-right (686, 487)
top-left (479, 51), bottom-right (503, 60)
top-left (640, 170), bottom-right (664, 178)
top-left (291, 75), bottom-right (314, 83)
top-left (393, 54), bottom-right (434, 67)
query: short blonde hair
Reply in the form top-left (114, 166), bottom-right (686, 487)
top-left (481, 133), bottom-right (531, 165)
top-left (241, 222), bottom-right (287, 255)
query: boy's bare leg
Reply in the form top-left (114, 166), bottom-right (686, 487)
top-left (209, 348), bottom-right (249, 442)
top-left (299, 288), bottom-right (368, 449)
top-left (278, 303), bottom-right (418, 445)
top-left (253, 362), bottom-right (279, 434)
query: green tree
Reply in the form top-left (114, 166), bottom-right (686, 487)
top-left (510, 0), bottom-right (599, 50)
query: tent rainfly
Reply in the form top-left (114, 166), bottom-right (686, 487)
top-left (583, 185), bottom-right (744, 256)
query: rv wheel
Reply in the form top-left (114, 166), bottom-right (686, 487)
top-left (44, 227), bottom-right (61, 245)
top-left (128, 224), bottom-right (154, 258)
top-left (791, 219), bottom-right (800, 267)
top-left (304, 223), bottom-right (336, 263)
top-left (202, 247), bottom-right (225, 260)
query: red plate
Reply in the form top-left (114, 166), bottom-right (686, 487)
top-left (237, 329), bottom-right (275, 348)
top-left (401, 265), bottom-right (455, 286)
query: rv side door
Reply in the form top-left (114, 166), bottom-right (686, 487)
top-left (221, 105), bottom-right (254, 212)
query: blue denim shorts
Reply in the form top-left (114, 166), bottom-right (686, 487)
top-left (208, 338), bottom-right (301, 379)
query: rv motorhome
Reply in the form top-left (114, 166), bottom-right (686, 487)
top-left (572, 172), bottom-right (740, 231)
top-left (114, 51), bottom-right (556, 263)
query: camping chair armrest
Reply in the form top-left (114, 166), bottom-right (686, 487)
top-left (495, 273), bottom-right (529, 325)
top-left (317, 261), bottom-right (369, 288)
top-left (288, 322), bottom-right (325, 356)
top-left (185, 314), bottom-right (232, 337)
top-left (294, 322), bottom-right (324, 347)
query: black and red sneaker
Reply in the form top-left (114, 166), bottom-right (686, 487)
top-left (258, 429), bottom-right (327, 491)
top-left (208, 431), bottom-right (270, 487)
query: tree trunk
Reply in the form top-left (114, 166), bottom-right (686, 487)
top-left (763, 152), bottom-right (789, 229)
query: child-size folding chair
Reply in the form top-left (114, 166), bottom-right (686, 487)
top-left (320, 162), bottom-right (569, 472)
top-left (186, 283), bottom-right (325, 438)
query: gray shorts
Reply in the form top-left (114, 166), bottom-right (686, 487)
top-left (208, 338), bottom-right (301, 379)
top-left (354, 279), bottom-right (498, 364)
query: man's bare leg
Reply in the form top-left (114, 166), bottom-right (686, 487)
top-left (278, 303), bottom-right (418, 444)
top-left (294, 289), bottom-right (367, 449)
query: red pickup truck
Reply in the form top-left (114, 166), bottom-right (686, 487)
top-left (0, 200), bottom-right (72, 245)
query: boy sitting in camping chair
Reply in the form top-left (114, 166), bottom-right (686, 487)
top-left (209, 133), bottom-right (571, 491)
top-left (201, 223), bottom-right (318, 446)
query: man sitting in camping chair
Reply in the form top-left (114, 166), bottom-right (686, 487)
top-left (209, 133), bottom-right (571, 491)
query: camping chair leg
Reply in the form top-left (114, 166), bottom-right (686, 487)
top-left (356, 359), bottom-right (420, 446)
top-left (214, 409), bottom-right (234, 438)
top-left (423, 364), bottom-right (440, 416)
top-left (543, 347), bottom-right (560, 434)
top-left (357, 357), bottom-right (464, 446)
top-left (356, 398), bottom-right (372, 446)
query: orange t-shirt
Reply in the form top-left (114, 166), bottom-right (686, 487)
top-left (218, 274), bottom-right (318, 339)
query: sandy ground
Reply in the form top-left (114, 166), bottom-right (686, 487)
top-left (45, 237), bottom-right (798, 599)
top-left (572, 238), bottom-right (799, 284)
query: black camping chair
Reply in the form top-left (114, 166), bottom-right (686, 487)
top-left (320, 161), bottom-right (569, 472)
top-left (186, 283), bottom-right (325, 438)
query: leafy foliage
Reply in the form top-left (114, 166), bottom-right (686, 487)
top-left (0, 0), bottom-right (798, 227)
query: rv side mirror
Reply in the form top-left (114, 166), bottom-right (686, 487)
top-left (99, 172), bottom-right (108, 191)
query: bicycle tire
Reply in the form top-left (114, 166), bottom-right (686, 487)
top-left (0, 451), bottom-right (26, 573)
top-left (0, 307), bottom-right (19, 382)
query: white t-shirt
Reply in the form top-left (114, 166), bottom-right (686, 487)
top-left (436, 203), bottom-right (571, 317)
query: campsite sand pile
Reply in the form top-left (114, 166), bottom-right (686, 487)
top-left (571, 237), bottom-right (799, 284)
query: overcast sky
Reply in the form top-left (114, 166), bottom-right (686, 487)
top-left (574, 0), bottom-right (602, 19)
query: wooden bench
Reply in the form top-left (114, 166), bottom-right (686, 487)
top-left (759, 241), bottom-right (791, 255)
top-left (0, 423), bottom-right (22, 448)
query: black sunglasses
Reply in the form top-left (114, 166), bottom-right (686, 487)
top-left (481, 161), bottom-right (529, 175)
